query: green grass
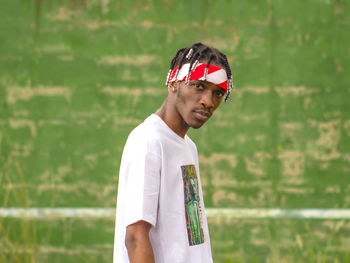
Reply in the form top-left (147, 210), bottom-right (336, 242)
top-left (0, 135), bottom-right (40, 263)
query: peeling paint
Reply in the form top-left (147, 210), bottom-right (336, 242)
top-left (102, 86), bottom-right (165, 97)
top-left (7, 86), bottom-right (71, 104)
top-left (8, 119), bottom-right (37, 137)
top-left (97, 55), bottom-right (156, 66)
top-left (278, 150), bottom-right (305, 177)
top-left (274, 86), bottom-right (320, 97)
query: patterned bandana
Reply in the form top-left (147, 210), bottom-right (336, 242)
top-left (168, 63), bottom-right (228, 92)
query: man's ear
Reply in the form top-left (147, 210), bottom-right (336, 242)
top-left (169, 82), bottom-right (177, 93)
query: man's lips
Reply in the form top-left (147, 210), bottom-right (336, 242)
top-left (193, 110), bottom-right (211, 121)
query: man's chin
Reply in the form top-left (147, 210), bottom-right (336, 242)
top-left (190, 121), bottom-right (206, 129)
top-left (186, 115), bottom-right (210, 129)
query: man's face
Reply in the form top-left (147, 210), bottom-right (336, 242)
top-left (172, 79), bottom-right (225, 130)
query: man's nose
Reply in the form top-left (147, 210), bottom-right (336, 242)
top-left (200, 90), bottom-right (214, 109)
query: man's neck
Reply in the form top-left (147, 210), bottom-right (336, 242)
top-left (155, 100), bottom-right (189, 138)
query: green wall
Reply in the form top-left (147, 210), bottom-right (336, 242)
top-left (1, 0), bottom-right (350, 262)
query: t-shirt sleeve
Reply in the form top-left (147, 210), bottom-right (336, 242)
top-left (118, 132), bottom-right (161, 227)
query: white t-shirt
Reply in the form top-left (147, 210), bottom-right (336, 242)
top-left (113, 114), bottom-right (213, 263)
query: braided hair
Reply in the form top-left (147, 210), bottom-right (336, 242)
top-left (165, 42), bottom-right (233, 102)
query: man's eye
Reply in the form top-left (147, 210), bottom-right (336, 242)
top-left (195, 83), bottom-right (204, 89)
top-left (215, 90), bottom-right (224, 97)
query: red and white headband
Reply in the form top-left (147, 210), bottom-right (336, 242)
top-left (167, 63), bottom-right (229, 92)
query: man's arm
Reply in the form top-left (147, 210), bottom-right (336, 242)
top-left (125, 220), bottom-right (155, 263)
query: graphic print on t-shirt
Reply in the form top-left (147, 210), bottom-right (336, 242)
top-left (181, 165), bottom-right (204, 246)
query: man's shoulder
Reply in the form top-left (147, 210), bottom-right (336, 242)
top-left (124, 114), bottom-right (163, 151)
top-left (129, 114), bottom-right (161, 139)
top-left (186, 135), bottom-right (197, 150)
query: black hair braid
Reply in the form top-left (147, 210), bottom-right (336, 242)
top-left (219, 54), bottom-right (233, 101)
top-left (174, 48), bottom-right (191, 80)
top-left (193, 46), bottom-right (209, 63)
top-left (170, 48), bottom-right (186, 69)
top-left (185, 46), bottom-right (209, 83)
top-left (204, 54), bottom-right (216, 78)
top-left (185, 51), bottom-right (201, 83)
top-left (175, 44), bottom-right (206, 81)
top-left (166, 48), bottom-right (188, 86)
top-left (220, 53), bottom-right (232, 77)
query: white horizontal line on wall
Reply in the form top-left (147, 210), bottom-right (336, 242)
top-left (205, 208), bottom-right (350, 219)
top-left (0, 208), bottom-right (350, 219)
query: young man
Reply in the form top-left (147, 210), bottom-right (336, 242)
top-left (113, 42), bottom-right (233, 263)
